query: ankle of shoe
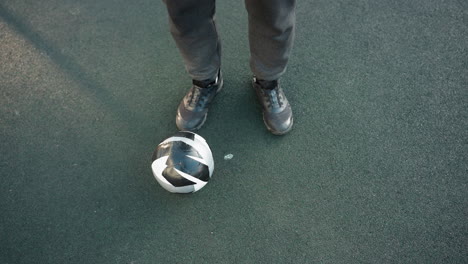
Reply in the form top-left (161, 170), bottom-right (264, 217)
top-left (256, 79), bottom-right (278, 90)
top-left (193, 70), bottom-right (220, 88)
top-left (193, 78), bottom-right (216, 88)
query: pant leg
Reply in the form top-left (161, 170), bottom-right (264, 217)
top-left (244, 0), bottom-right (296, 81)
top-left (163, 0), bottom-right (221, 81)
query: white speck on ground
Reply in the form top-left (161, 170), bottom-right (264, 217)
top-left (224, 154), bottom-right (234, 160)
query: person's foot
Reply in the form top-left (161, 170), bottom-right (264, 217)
top-left (252, 77), bottom-right (293, 135)
top-left (176, 71), bottom-right (223, 131)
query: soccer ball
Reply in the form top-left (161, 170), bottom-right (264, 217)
top-left (151, 131), bottom-right (214, 193)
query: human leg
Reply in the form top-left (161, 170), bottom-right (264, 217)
top-left (163, 0), bottom-right (223, 130)
top-left (245, 0), bottom-right (296, 135)
top-left (164, 0), bottom-right (221, 81)
top-left (244, 0), bottom-right (296, 81)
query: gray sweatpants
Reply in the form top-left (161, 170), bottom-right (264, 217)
top-left (163, 0), bottom-right (296, 81)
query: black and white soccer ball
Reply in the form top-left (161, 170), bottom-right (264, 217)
top-left (151, 131), bottom-right (214, 193)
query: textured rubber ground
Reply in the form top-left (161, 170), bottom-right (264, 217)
top-left (0, 0), bottom-right (466, 263)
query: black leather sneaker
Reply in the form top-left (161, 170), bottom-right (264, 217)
top-left (253, 77), bottom-right (293, 135)
top-left (176, 71), bottom-right (223, 131)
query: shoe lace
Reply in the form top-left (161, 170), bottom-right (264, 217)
top-left (187, 86), bottom-right (210, 108)
top-left (264, 88), bottom-right (284, 109)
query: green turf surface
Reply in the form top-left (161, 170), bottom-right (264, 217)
top-left (1, 0), bottom-right (467, 263)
